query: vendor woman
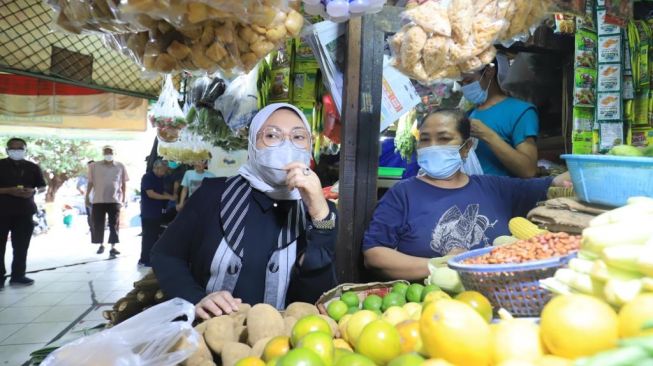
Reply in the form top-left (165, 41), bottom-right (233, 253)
top-left (362, 109), bottom-right (569, 281)
top-left (462, 57), bottom-right (539, 178)
top-left (152, 103), bottom-right (337, 320)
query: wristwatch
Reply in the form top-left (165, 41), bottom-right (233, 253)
top-left (311, 212), bottom-right (336, 230)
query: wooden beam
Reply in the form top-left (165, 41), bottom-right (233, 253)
top-left (336, 11), bottom-right (390, 283)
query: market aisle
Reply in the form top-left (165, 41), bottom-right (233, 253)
top-left (0, 227), bottom-right (148, 366)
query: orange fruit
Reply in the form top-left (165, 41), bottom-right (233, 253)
top-left (395, 320), bottom-right (423, 354)
top-left (277, 348), bottom-right (325, 366)
top-left (420, 299), bottom-right (492, 365)
top-left (297, 331), bottom-right (334, 366)
top-left (422, 291), bottom-right (451, 310)
top-left (618, 293), bottom-right (653, 338)
top-left (263, 336), bottom-right (291, 362)
top-left (235, 357), bottom-right (266, 366)
top-left (291, 315), bottom-right (332, 346)
top-left (455, 291), bottom-right (493, 323)
top-left (540, 294), bottom-right (618, 359)
top-left (356, 320), bottom-right (402, 365)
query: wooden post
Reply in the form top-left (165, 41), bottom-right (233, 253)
top-left (336, 8), bottom-right (403, 283)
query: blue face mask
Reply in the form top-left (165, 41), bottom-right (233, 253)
top-left (417, 145), bottom-right (464, 180)
top-left (461, 70), bottom-right (490, 105)
top-left (168, 161), bottom-right (179, 169)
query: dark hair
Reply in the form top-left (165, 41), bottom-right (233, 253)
top-left (418, 108), bottom-right (471, 141)
top-left (7, 137), bottom-right (27, 147)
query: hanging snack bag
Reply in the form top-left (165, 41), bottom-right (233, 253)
top-left (150, 75), bottom-right (187, 143)
top-left (574, 68), bottom-right (597, 107)
top-left (575, 30), bottom-right (597, 69)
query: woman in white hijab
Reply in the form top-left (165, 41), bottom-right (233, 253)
top-left (152, 103), bottom-right (337, 319)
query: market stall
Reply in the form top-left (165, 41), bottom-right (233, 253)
top-left (7, 0), bottom-right (653, 365)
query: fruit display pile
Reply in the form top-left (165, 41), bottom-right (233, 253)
top-left (463, 232), bottom-right (581, 265)
top-left (541, 197), bottom-right (653, 308)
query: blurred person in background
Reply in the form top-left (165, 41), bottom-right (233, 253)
top-left (177, 159), bottom-right (215, 211)
top-left (139, 159), bottom-right (174, 267)
top-left (86, 145), bottom-right (129, 257)
top-left (0, 138), bottom-right (46, 288)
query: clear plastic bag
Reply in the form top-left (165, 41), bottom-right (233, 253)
top-left (46, 0), bottom-right (145, 35)
top-left (215, 64), bottom-right (260, 131)
top-left (42, 298), bottom-right (200, 366)
top-left (151, 75), bottom-right (187, 142)
top-left (158, 129), bottom-right (212, 163)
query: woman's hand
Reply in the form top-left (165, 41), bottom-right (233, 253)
top-left (195, 291), bottom-right (242, 320)
top-left (552, 171), bottom-right (573, 188)
top-left (285, 162), bottom-right (330, 220)
top-left (470, 118), bottom-right (497, 143)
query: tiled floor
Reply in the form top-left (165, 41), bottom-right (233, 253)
top-left (0, 226), bottom-right (148, 365)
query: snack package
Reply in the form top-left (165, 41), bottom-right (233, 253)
top-left (574, 68), bottom-right (597, 107)
top-left (572, 107), bottom-right (594, 154)
top-left (603, 0), bottom-right (633, 28)
top-left (46, 0), bottom-right (145, 35)
top-left (292, 70), bottom-right (319, 102)
top-left (157, 129), bottom-right (212, 164)
top-left (150, 75), bottom-right (187, 142)
top-left (554, 13), bottom-right (576, 34)
top-left (574, 30), bottom-right (597, 69)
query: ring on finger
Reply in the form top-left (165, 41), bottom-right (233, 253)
top-left (303, 168), bottom-right (311, 176)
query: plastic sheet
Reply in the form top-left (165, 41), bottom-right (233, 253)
top-left (391, 0), bottom-right (556, 84)
top-left (46, 0), bottom-right (146, 34)
top-left (42, 298), bottom-right (200, 366)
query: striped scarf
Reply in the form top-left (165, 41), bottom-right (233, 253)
top-left (206, 175), bottom-right (306, 309)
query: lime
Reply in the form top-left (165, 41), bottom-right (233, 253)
top-left (362, 295), bottom-right (383, 311)
top-left (335, 353), bottom-right (376, 366)
top-left (382, 292), bottom-right (405, 312)
top-left (341, 291), bottom-right (360, 308)
top-left (421, 285), bottom-right (441, 301)
top-left (392, 283), bottom-right (409, 298)
top-left (406, 284), bottom-right (424, 303)
top-left (327, 300), bottom-right (348, 321)
top-left (347, 306), bottom-right (359, 314)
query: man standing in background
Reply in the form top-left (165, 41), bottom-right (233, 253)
top-left (0, 138), bottom-right (46, 288)
top-left (86, 146), bottom-right (129, 257)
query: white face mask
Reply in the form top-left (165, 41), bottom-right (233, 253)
top-left (7, 149), bottom-right (26, 161)
top-left (254, 142), bottom-right (311, 186)
top-left (104, 154), bottom-right (114, 162)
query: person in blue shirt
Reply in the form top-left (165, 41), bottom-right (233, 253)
top-left (461, 61), bottom-right (539, 177)
top-left (139, 159), bottom-right (174, 267)
top-left (362, 109), bottom-right (570, 281)
top-left (177, 160), bottom-right (216, 211)
top-left (379, 138), bottom-right (419, 179)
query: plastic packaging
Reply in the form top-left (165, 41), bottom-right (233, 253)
top-left (391, 0), bottom-right (560, 83)
top-left (46, 0), bottom-right (145, 35)
top-left (215, 65), bottom-right (260, 131)
top-left (151, 75), bottom-right (187, 142)
top-left (42, 298), bottom-right (199, 366)
top-left (303, 0), bottom-right (387, 22)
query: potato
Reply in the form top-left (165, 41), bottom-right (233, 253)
top-left (247, 304), bottom-right (285, 346)
top-left (181, 335), bottom-right (212, 366)
top-left (285, 303), bottom-right (319, 320)
top-left (236, 325), bottom-right (248, 343)
top-left (284, 9), bottom-right (303, 37)
top-left (319, 315), bottom-right (339, 338)
top-left (221, 342), bottom-right (252, 366)
top-left (204, 315), bottom-right (237, 354)
top-left (250, 337), bottom-right (272, 358)
top-left (194, 321), bottom-right (209, 335)
top-left (283, 316), bottom-right (297, 337)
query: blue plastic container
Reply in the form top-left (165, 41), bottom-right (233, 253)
top-left (561, 154), bottom-right (653, 207)
top-left (448, 247), bottom-right (576, 317)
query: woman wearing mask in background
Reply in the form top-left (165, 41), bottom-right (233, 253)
top-left (461, 56), bottom-right (539, 178)
top-left (362, 109), bottom-right (569, 281)
top-left (152, 103), bottom-right (337, 320)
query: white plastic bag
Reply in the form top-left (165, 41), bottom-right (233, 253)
top-left (42, 298), bottom-right (199, 366)
top-left (214, 64), bottom-right (260, 131)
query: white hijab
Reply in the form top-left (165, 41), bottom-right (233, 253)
top-left (238, 103), bottom-right (312, 201)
